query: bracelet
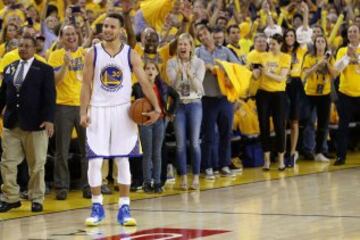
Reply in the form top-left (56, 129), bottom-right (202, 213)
top-left (154, 109), bottom-right (162, 114)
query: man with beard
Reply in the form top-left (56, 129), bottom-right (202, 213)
top-left (80, 13), bottom-right (161, 226)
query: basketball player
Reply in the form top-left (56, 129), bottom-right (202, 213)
top-left (80, 13), bottom-right (161, 226)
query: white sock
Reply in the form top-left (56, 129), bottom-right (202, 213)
top-left (119, 197), bottom-right (130, 207)
top-left (92, 194), bottom-right (103, 204)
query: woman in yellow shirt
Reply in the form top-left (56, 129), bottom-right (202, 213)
top-left (281, 28), bottom-right (308, 167)
top-left (0, 23), bottom-right (19, 57)
top-left (253, 33), bottom-right (291, 171)
top-left (302, 35), bottom-right (336, 162)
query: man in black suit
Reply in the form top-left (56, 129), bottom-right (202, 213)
top-left (0, 36), bottom-right (56, 212)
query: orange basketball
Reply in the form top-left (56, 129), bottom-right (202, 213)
top-left (129, 98), bottom-right (153, 125)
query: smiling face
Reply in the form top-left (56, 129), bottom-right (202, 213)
top-left (348, 25), bottom-right (360, 45)
top-left (285, 30), bottom-right (296, 47)
top-left (144, 62), bottom-right (159, 83)
top-left (102, 17), bottom-right (122, 43)
top-left (61, 25), bottom-right (78, 50)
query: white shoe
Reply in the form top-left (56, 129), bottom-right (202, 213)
top-left (294, 151), bottom-right (299, 164)
top-left (315, 153), bottom-right (330, 162)
top-left (205, 168), bottom-right (215, 180)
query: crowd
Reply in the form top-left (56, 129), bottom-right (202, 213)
top-left (0, 0), bottom-right (359, 216)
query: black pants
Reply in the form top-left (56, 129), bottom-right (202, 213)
top-left (305, 95), bottom-right (331, 154)
top-left (256, 90), bottom-right (287, 153)
top-left (336, 93), bottom-right (360, 159)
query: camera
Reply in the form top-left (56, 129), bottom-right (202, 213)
top-left (71, 6), bottom-right (81, 13)
top-left (252, 63), bottom-right (263, 70)
top-left (325, 51), bottom-right (331, 59)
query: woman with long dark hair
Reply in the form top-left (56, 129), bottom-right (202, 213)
top-left (253, 33), bottom-right (291, 171)
top-left (302, 35), bottom-right (336, 162)
top-left (281, 28), bottom-right (308, 167)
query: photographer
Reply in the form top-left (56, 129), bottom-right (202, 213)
top-left (302, 35), bottom-right (336, 162)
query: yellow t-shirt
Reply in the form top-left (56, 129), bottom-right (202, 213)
top-left (227, 43), bottom-right (246, 63)
top-left (302, 54), bottom-right (334, 96)
top-left (259, 52), bottom-right (291, 92)
top-left (289, 46), bottom-right (307, 78)
top-left (246, 49), bottom-right (262, 66)
top-left (48, 48), bottom-right (85, 106)
top-left (239, 38), bottom-right (253, 55)
top-left (0, 8), bottom-right (26, 26)
top-left (336, 46), bottom-right (360, 97)
top-left (0, 49), bottom-right (47, 73)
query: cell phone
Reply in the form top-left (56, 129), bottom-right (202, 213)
top-left (10, 3), bottom-right (21, 9)
top-left (252, 63), bottom-right (263, 69)
top-left (71, 6), bottom-right (81, 13)
top-left (325, 51), bottom-right (331, 59)
top-left (316, 84), bottom-right (324, 94)
top-left (95, 24), bottom-right (103, 34)
top-left (27, 17), bottom-right (34, 26)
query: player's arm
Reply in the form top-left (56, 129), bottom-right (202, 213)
top-left (80, 48), bottom-right (94, 127)
top-left (131, 50), bottom-right (161, 125)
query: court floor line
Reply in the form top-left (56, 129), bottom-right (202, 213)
top-left (1, 166), bottom-right (359, 222)
top-left (129, 208), bottom-right (360, 219)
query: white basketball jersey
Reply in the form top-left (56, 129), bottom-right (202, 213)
top-left (91, 42), bottom-right (133, 107)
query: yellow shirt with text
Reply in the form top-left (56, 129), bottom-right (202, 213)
top-left (289, 46), bottom-right (307, 78)
top-left (259, 52), bottom-right (291, 92)
top-left (302, 54), bottom-right (334, 96)
top-left (336, 47), bottom-right (360, 97)
top-left (48, 48), bottom-right (85, 106)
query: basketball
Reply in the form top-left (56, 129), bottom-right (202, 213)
top-left (129, 98), bottom-right (154, 125)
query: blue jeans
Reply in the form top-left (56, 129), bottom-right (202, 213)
top-left (174, 101), bottom-right (202, 175)
top-left (202, 97), bottom-right (233, 169)
top-left (139, 119), bottom-right (165, 185)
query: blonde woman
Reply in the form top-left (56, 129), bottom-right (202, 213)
top-left (166, 33), bottom-right (205, 190)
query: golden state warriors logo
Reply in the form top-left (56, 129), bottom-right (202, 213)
top-left (100, 65), bottom-right (123, 92)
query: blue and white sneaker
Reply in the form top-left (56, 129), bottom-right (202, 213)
top-left (85, 203), bottom-right (105, 226)
top-left (117, 204), bottom-right (137, 226)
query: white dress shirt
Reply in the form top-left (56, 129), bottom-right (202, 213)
top-left (13, 57), bottom-right (35, 84)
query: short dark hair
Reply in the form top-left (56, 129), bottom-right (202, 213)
top-left (227, 24), bottom-right (239, 34)
top-left (293, 13), bottom-right (303, 22)
top-left (271, 33), bottom-right (283, 44)
top-left (21, 36), bottom-right (37, 47)
top-left (106, 13), bottom-right (124, 27)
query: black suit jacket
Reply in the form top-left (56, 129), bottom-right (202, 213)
top-left (0, 58), bottom-right (56, 131)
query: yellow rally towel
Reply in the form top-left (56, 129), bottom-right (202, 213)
top-left (141, 0), bottom-right (176, 32)
top-left (233, 99), bottom-right (274, 136)
top-left (214, 59), bottom-right (252, 102)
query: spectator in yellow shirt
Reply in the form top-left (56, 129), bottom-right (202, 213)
top-left (302, 35), bottom-right (336, 162)
top-left (48, 25), bottom-right (90, 200)
top-left (252, 33), bottom-right (291, 171)
top-left (333, 25), bottom-right (360, 165)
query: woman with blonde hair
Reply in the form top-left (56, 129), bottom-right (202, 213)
top-left (166, 33), bottom-right (206, 190)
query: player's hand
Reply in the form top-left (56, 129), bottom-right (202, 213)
top-left (142, 110), bottom-right (161, 125)
top-left (80, 114), bottom-right (90, 128)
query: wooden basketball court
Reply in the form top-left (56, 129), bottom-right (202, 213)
top-left (1, 154), bottom-right (360, 240)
